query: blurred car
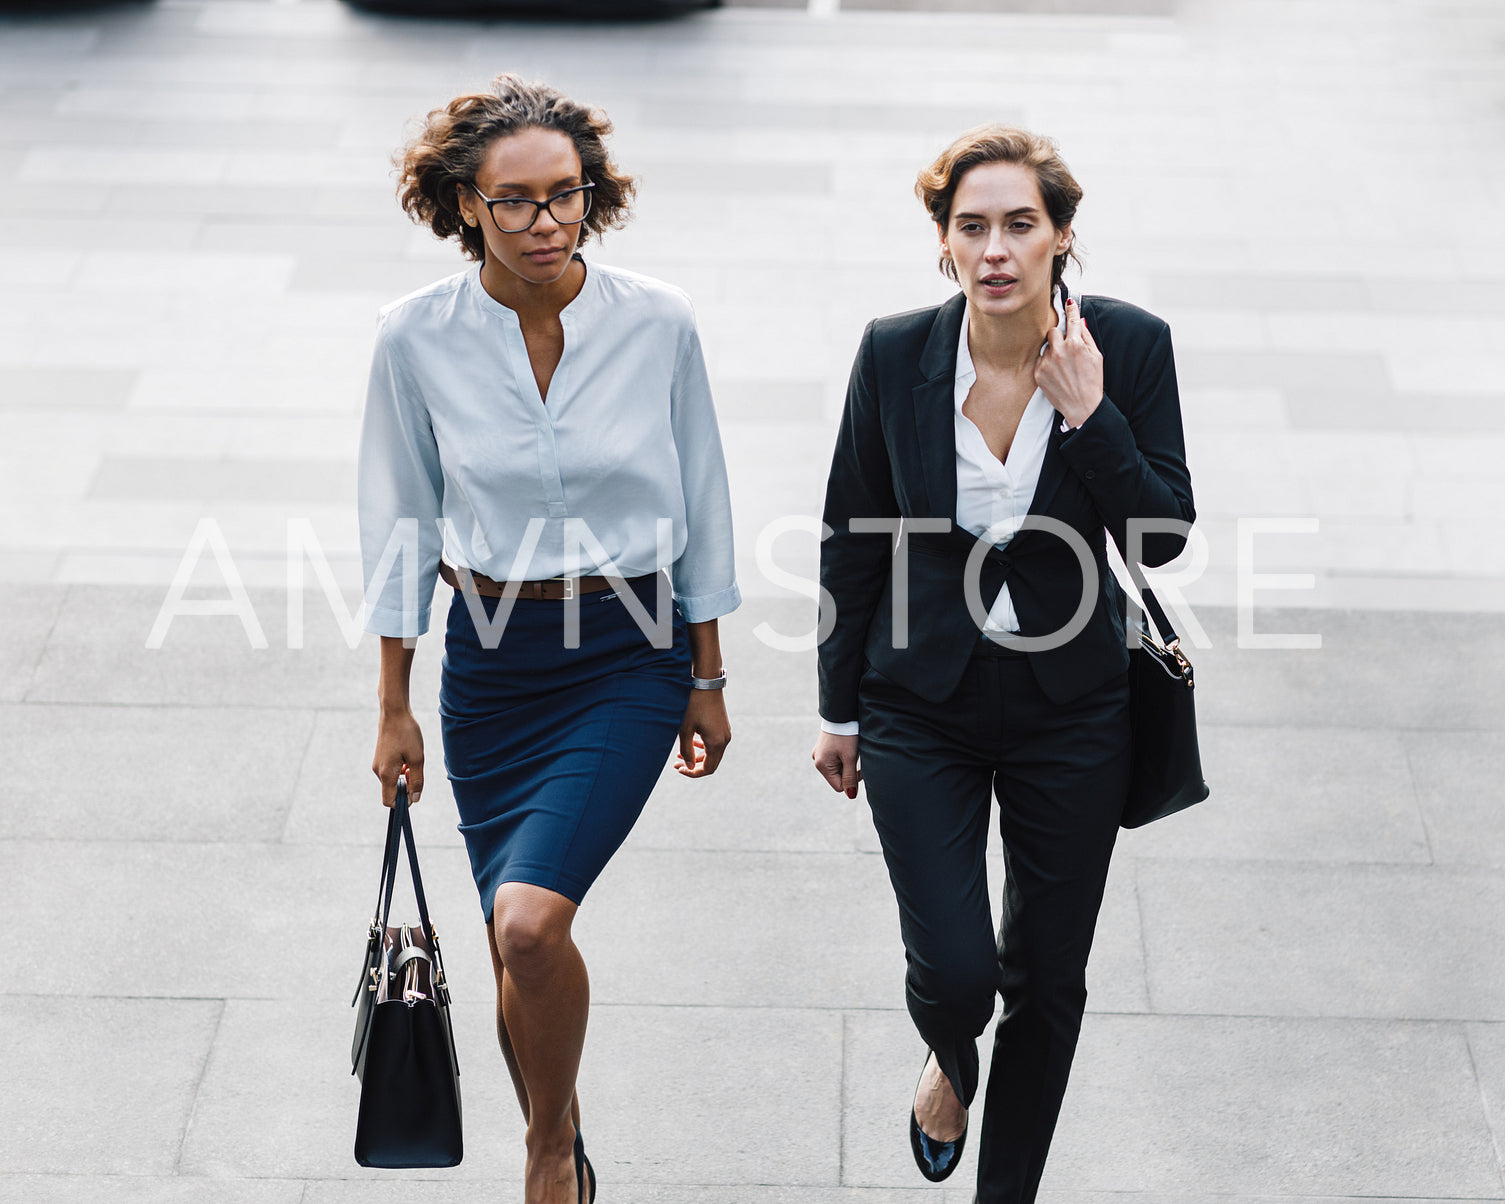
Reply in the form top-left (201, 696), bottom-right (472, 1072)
top-left (343, 0), bottom-right (720, 15)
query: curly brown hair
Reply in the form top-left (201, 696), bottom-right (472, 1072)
top-left (916, 124), bottom-right (1084, 293)
top-left (395, 74), bottom-right (636, 261)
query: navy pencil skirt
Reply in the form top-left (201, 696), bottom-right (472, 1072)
top-left (438, 572), bottom-right (692, 921)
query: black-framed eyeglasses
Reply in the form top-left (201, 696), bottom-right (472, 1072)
top-left (469, 181), bottom-right (594, 234)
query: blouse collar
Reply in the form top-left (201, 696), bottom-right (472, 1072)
top-left (465, 252), bottom-right (596, 326)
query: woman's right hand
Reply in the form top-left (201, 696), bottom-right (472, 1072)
top-left (373, 708), bottom-right (425, 808)
top-left (811, 732), bottom-right (861, 799)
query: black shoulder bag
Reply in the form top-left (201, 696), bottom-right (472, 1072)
top-left (1121, 584), bottom-right (1211, 828)
top-left (351, 777), bottom-right (463, 1167)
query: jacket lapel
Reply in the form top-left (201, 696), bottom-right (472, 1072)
top-left (1025, 416), bottom-right (1070, 522)
top-left (910, 293), bottom-right (966, 520)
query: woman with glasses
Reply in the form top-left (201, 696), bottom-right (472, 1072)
top-left (358, 74), bottom-right (740, 1204)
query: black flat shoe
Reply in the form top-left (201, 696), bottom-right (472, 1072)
top-left (909, 1051), bottom-right (967, 1182)
top-left (573, 1128), bottom-right (596, 1204)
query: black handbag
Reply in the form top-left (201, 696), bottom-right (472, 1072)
top-left (351, 777), bottom-right (463, 1168)
top-left (1120, 585), bottom-right (1210, 828)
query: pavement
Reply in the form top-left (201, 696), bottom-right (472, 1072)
top-left (1, 0), bottom-right (1503, 1201)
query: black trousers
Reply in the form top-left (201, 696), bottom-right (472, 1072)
top-left (858, 637), bottom-right (1132, 1204)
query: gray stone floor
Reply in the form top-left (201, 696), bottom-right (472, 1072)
top-left (2, 0), bottom-right (1504, 1201)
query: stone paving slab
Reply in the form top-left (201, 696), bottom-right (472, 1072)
top-left (0, 838), bottom-right (466, 1002)
top-left (579, 848), bottom-right (904, 1011)
top-left (0, 996), bottom-right (222, 1177)
top-left (1403, 730), bottom-right (1505, 869)
top-left (0, 583), bottom-right (64, 701)
top-left (0, 365), bottom-right (139, 410)
top-left (1115, 723), bottom-right (1433, 865)
top-left (181, 999), bottom-right (843, 1187)
top-left (1184, 607), bottom-right (1505, 732)
top-left (1044, 1015), bottom-right (1504, 1198)
top-left (1467, 1021), bottom-right (1505, 1184)
top-left (0, 1178), bottom-right (304, 1204)
top-left (0, 702), bottom-right (314, 842)
top-left (580, 1004), bottom-right (843, 1186)
top-left (21, 583), bottom-right (443, 712)
top-left (1138, 860), bottom-right (1505, 1021)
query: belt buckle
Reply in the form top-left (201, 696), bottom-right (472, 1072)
top-left (549, 575), bottom-right (576, 601)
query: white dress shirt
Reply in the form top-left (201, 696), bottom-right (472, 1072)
top-left (357, 257), bottom-right (741, 638)
top-left (954, 303), bottom-right (1064, 638)
top-left (820, 294), bottom-right (1067, 736)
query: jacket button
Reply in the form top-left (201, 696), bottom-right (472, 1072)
top-left (1085, 469), bottom-right (1096, 480)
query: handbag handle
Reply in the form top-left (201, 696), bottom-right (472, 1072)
top-left (373, 780), bottom-right (434, 934)
top-left (369, 782), bottom-right (405, 928)
top-left (375, 777), bottom-right (450, 998)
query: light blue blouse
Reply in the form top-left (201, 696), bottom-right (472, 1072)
top-left (357, 258), bottom-right (741, 639)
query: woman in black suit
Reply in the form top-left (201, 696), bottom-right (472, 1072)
top-left (811, 126), bottom-right (1195, 1203)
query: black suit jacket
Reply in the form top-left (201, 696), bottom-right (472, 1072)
top-left (817, 291), bottom-right (1196, 721)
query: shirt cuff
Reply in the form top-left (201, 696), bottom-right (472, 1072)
top-left (674, 582), bottom-right (742, 624)
top-left (820, 718), bottom-right (860, 737)
top-left (362, 604), bottom-right (431, 639)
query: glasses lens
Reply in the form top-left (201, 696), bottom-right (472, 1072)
top-left (490, 199), bottom-right (538, 233)
top-left (548, 187), bottom-right (590, 226)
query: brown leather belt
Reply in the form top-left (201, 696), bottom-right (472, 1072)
top-left (439, 560), bottom-right (648, 601)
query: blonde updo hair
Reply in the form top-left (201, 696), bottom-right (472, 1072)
top-left (395, 73), bottom-right (636, 261)
top-left (916, 124), bottom-right (1084, 292)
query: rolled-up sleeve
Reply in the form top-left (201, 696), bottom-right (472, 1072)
top-left (667, 317), bottom-right (741, 623)
top-left (356, 316), bottom-right (445, 638)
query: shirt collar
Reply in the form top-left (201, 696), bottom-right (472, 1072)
top-left (466, 253), bottom-right (595, 325)
top-left (954, 283), bottom-right (1070, 403)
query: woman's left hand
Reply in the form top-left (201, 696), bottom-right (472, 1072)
top-left (674, 688), bottom-right (731, 778)
top-left (1035, 297), bottom-right (1103, 429)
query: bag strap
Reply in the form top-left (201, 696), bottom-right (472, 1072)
top-left (396, 784), bottom-right (436, 947)
top-left (1137, 582), bottom-right (1180, 650)
top-left (390, 778), bottom-right (451, 1005)
top-left (372, 777), bottom-right (409, 935)
top-left (371, 785), bottom-right (403, 925)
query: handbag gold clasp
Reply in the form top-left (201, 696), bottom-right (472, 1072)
top-left (1167, 638), bottom-right (1194, 685)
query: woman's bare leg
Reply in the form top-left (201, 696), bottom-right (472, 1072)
top-left (492, 881), bottom-right (591, 1204)
top-left (485, 916), bottom-right (584, 1130)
